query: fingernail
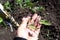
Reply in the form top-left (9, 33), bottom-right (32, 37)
top-left (22, 17), bottom-right (26, 21)
top-left (28, 14), bottom-right (32, 17)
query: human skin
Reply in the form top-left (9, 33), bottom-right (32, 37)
top-left (17, 14), bottom-right (41, 40)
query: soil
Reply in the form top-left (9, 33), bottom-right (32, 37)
top-left (0, 0), bottom-right (60, 40)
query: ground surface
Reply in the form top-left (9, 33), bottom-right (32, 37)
top-left (0, 0), bottom-right (60, 40)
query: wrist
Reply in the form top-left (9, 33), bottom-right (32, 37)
top-left (17, 34), bottom-right (28, 39)
top-left (28, 37), bottom-right (38, 40)
top-left (17, 30), bottom-right (28, 39)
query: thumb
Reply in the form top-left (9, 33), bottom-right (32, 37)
top-left (20, 16), bottom-right (30, 28)
top-left (22, 16), bottom-right (30, 24)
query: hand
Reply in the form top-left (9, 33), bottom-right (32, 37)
top-left (17, 14), bottom-right (41, 40)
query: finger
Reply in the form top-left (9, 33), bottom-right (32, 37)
top-left (35, 16), bottom-right (41, 23)
top-left (22, 16), bottom-right (30, 23)
top-left (36, 16), bottom-right (41, 28)
top-left (27, 14), bottom-right (38, 27)
top-left (34, 16), bottom-right (41, 35)
top-left (30, 14), bottom-right (38, 24)
top-left (35, 24), bottom-right (41, 35)
top-left (34, 16), bottom-right (41, 31)
top-left (34, 16), bottom-right (40, 27)
top-left (20, 16), bottom-right (30, 28)
top-left (35, 16), bottom-right (41, 28)
top-left (38, 16), bottom-right (41, 22)
top-left (38, 16), bottom-right (41, 21)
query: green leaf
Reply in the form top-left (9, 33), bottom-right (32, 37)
top-left (32, 6), bottom-right (45, 12)
top-left (32, 7), bottom-right (39, 12)
top-left (24, 2), bottom-right (34, 9)
top-left (4, 1), bottom-right (11, 10)
top-left (39, 6), bottom-right (45, 12)
top-left (0, 17), bottom-right (3, 23)
top-left (4, 1), bottom-right (10, 6)
top-left (39, 20), bottom-right (51, 25)
top-left (24, 0), bottom-right (31, 3)
top-left (15, 0), bottom-right (23, 8)
top-left (15, 0), bottom-right (23, 4)
top-left (29, 24), bottom-right (36, 30)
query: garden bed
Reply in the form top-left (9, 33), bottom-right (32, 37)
top-left (0, 0), bottom-right (60, 40)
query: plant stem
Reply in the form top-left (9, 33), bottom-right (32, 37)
top-left (1, 22), bottom-right (7, 28)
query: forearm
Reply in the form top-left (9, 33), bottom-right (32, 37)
top-left (14, 37), bottom-right (27, 40)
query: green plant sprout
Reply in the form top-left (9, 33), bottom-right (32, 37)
top-left (32, 7), bottom-right (39, 12)
top-left (15, 0), bottom-right (34, 9)
top-left (29, 20), bottom-right (51, 30)
top-left (4, 1), bottom-right (11, 11)
top-left (39, 20), bottom-right (51, 25)
top-left (24, 0), bottom-right (31, 3)
top-left (32, 6), bottom-right (45, 12)
top-left (23, 0), bottom-right (34, 9)
top-left (15, 0), bottom-right (44, 12)
top-left (15, 0), bottom-right (23, 8)
top-left (0, 17), bottom-right (7, 27)
top-left (39, 6), bottom-right (45, 12)
top-left (0, 17), bottom-right (3, 23)
top-left (29, 24), bottom-right (36, 30)
top-left (23, 2), bottom-right (34, 9)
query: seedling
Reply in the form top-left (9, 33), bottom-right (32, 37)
top-left (39, 6), bottom-right (45, 12)
top-left (32, 6), bottom-right (45, 12)
top-left (23, 2), bottom-right (34, 9)
top-left (23, 0), bottom-right (34, 9)
top-left (0, 17), bottom-right (3, 23)
top-left (15, 0), bottom-right (23, 8)
top-left (29, 24), bottom-right (37, 30)
top-left (24, 0), bottom-right (31, 3)
top-left (4, 1), bottom-right (11, 11)
top-left (28, 15), bottom-right (51, 30)
top-left (29, 19), bottom-right (51, 30)
top-left (0, 17), bottom-right (7, 27)
top-left (39, 20), bottom-right (51, 25)
top-left (32, 7), bottom-right (39, 12)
